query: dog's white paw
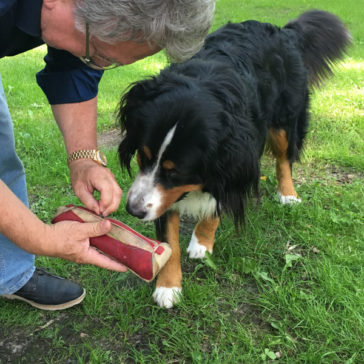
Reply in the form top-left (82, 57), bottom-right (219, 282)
top-left (187, 232), bottom-right (212, 259)
top-left (153, 287), bottom-right (182, 308)
top-left (278, 192), bottom-right (302, 205)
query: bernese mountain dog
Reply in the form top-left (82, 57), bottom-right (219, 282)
top-left (117, 10), bottom-right (350, 308)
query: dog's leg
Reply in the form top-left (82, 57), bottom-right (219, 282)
top-left (153, 211), bottom-right (182, 308)
top-left (187, 216), bottom-right (220, 259)
top-left (268, 128), bottom-right (301, 204)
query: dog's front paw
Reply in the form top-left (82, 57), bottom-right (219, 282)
top-left (277, 191), bottom-right (302, 205)
top-left (153, 287), bottom-right (182, 308)
top-left (187, 232), bottom-right (212, 259)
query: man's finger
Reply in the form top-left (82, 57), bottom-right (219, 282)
top-left (81, 219), bottom-right (111, 239)
top-left (100, 193), bottom-right (122, 216)
top-left (76, 189), bottom-right (100, 215)
top-left (86, 247), bottom-right (128, 272)
top-left (98, 182), bottom-right (122, 216)
top-left (98, 186), bottom-right (113, 216)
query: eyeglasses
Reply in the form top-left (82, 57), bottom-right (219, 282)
top-left (79, 24), bottom-right (122, 70)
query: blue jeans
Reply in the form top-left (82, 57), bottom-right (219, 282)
top-left (0, 73), bottom-right (35, 295)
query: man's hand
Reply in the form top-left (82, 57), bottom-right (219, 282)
top-left (45, 219), bottom-right (127, 272)
top-left (0, 179), bottom-right (126, 272)
top-left (69, 159), bottom-right (122, 216)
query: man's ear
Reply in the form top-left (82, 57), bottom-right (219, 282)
top-left (42, 0), bottom-right (58, 10)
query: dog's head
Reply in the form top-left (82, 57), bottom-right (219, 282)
top-left (118, 63), bottom-right (260, 224)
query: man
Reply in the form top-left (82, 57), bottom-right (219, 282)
top-left (0, 0), bottom-right (215, 310)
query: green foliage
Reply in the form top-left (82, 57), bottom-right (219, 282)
top-left (1, 0), bottom-right (363, 363)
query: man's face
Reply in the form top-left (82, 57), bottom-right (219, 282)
top-left (86, 37), bottom-right (161, 67)
top-left (40, 0), bottom-right (161, 68)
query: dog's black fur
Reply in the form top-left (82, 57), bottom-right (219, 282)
top-left (118, 10), bottom-right (350, 225)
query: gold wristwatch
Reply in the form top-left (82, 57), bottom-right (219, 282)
top-left (67, 149), bottom-right (107, 167)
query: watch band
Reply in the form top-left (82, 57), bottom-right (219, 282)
top-left (67, 149), bottom-right (107, 167)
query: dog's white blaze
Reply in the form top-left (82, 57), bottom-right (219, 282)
top-left (187, 231), bottom-right (212, 259)
top-left (171, 191), bottom-right (217, 219)
top-left (127, 125), bottom-right (177, 220)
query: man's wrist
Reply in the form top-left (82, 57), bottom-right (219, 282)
top-left (67, 149), bottom-right (107, 167)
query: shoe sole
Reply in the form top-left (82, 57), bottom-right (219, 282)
top-left (2, 289), bottom-right (86, 311)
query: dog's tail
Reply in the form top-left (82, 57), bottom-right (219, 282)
top-left (284, 10), bottom-right (351, 86)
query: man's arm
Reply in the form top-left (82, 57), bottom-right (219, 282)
top-left (51, 97), bottom-right (122, 216)
top-left (0, 179), bottom-right (126, 271)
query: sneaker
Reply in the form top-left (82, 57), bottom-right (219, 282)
top-left (2, 268), bottom-right (86, 310)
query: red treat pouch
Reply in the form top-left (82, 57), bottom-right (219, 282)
top-left (52, 205), bottom-right (172, 282)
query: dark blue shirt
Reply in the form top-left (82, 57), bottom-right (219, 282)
top-left (0, 0), bottom-right (103, 104)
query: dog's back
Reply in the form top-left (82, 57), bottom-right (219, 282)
top-left (195, 10), bottom-right (350, 86)
top-left (183, 10), bottom-right (351, 161)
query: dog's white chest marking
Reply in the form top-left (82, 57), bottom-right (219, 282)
top-left (171, 191), bottom-right (217, 219)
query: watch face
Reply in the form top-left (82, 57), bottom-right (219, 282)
top-left (97, 150), bottom-right (108, 167)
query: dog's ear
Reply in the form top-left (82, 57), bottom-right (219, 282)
top-left (118, 131), bottom-right (137, 176)
top-left (118, 79), bottom-right (154, 131)
top-left (117, 80), bottom-right (153, 175)
top-left (205, 112), bottom-right (260, 228)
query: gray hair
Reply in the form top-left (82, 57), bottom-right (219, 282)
top-left (73, 0), bottom-right (216, 62)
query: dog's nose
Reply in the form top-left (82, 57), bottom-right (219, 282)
top-left (126, 202), bottom-right (147, 219)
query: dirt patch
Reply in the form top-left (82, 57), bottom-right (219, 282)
top-left (327, 165), bottom-right (362, 184)
top-left (97, 129), bottom-right (122, 150)
top-left (260, 157), bottom-right (362, 186)
top-left (293, 163), bottom-right (363, 186)
top-left (0, 313), bottom-right (126, 363)
top-left (0, 314), bottom-right (66, 363)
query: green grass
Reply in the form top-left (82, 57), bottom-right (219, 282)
top-left (1, 0), bottom-right (363, 363)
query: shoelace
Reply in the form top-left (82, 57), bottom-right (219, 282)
top-left (35, 267), bottom-right (63, 280)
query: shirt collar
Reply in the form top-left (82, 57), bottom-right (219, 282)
top-left (0, 1), bottom-right (17, 16)
top-left (16, 0), bottom-right (43, 37)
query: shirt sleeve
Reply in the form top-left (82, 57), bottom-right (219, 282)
top-left (36, 46), bottom-right (104, 105)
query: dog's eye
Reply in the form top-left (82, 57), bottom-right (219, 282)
top-left (164, 167), bottom-right (179, 177)
top-left (162, 161), bottom-right (180, 178)
top-left (165, 167), bottom-right (178, 176)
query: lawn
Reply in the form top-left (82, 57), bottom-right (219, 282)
top-left (0, 0), bottom-right (363, 363)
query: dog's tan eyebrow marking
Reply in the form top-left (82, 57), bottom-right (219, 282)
top-left (142, 146), bottom-right (152, 160)
top-left (137, 151), bottom-right (142, 167)
top-left (162, 160), bottom-right (175, 170)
